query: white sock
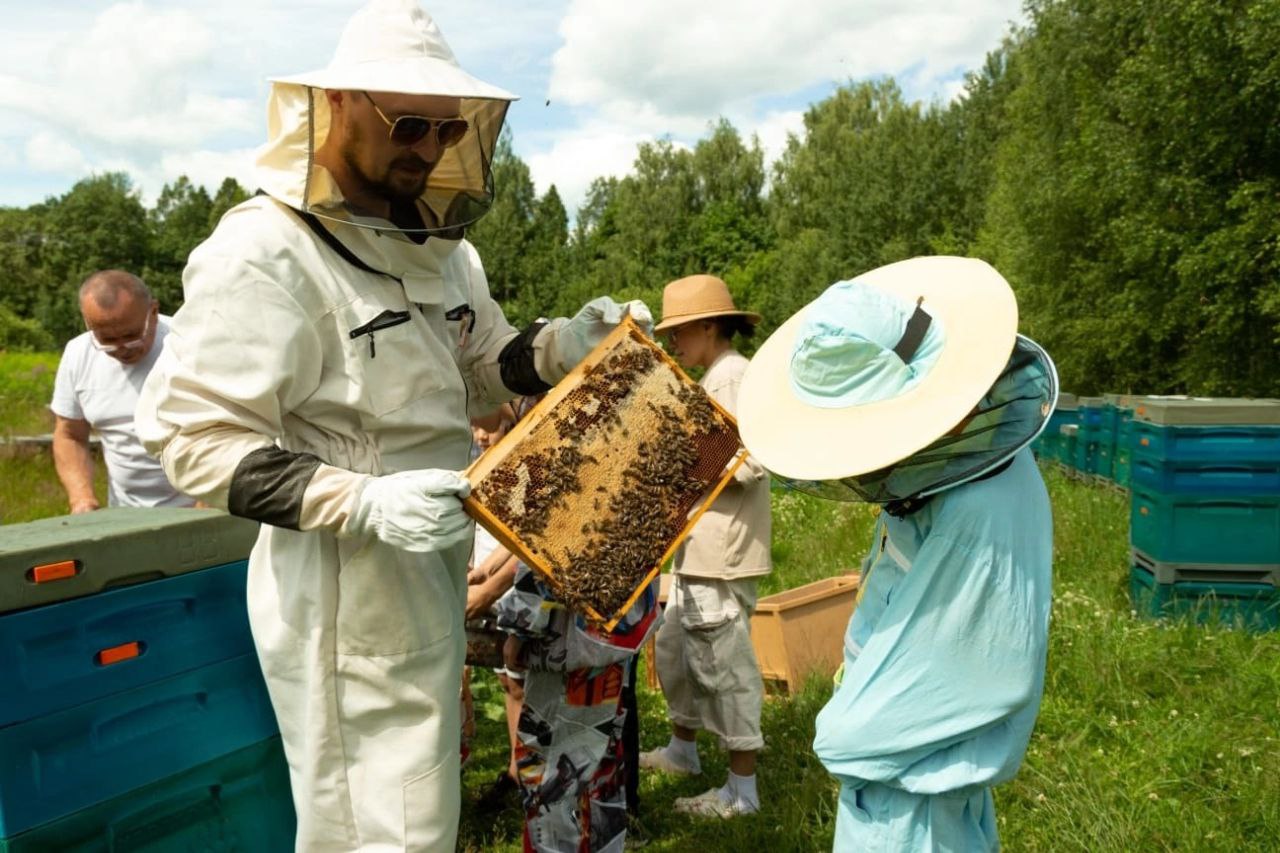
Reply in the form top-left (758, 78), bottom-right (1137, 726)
top-left (719, 771), bottom-right (759, 810)
top-left (667, 735), bottom-right (701, 770)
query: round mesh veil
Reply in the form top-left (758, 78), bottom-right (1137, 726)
top-left (774, 335), bottom-right (1058, 503)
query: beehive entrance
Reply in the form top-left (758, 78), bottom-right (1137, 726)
top-left (466, 319), bottom-right (743, 627)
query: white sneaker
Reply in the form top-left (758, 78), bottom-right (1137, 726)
top-left (638, 747), bottom-right (700, 775)
top-left (673, 788), bottom-right (758, 818)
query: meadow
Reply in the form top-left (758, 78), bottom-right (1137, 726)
top-left (1, 354), bottom-right (1275, 851)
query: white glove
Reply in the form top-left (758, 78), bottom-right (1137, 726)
top-left (343, 469), bottom-right (473, 553)
top-left (561, 297), bottom-right (655, 367)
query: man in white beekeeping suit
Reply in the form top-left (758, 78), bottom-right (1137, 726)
top-left (135, 1), bottom-right (650, 849)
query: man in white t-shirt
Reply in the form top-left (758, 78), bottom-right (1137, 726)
top-left (50, 270), bottom-right (194, 512)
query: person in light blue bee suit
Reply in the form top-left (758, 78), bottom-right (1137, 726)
top-left (737, 257), bottom-right (1057, 851)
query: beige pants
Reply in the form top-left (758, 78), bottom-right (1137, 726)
top-left (654, 575), bottom-right (765, 752)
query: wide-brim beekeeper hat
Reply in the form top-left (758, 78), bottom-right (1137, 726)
top-left (738, 256), bottom-right (1058, 503)
top-left (653, 275), bottom-right (762, 333)
top-left (255, 0), bottom-right (516, 235)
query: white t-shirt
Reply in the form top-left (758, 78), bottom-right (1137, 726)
top-left (50, 317), bottom-right (194, 508)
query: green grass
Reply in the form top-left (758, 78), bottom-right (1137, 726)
top-left (0, 444), bottom-right (107, 524)
top-left (0, 352), bottom-right (105, 522)
top-left (0, 351), bottom-right (57, 436)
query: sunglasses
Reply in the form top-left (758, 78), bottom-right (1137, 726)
top-left (88, 308), bottom-right (153, 354)
top-left (362, 91), bottom-right (469, 149)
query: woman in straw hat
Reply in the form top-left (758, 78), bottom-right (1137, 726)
top-left (640, 274), bottom-right (773, 819)
top-left (736, 256), bottom-right (1057, 851)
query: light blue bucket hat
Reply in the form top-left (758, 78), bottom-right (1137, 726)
top-left (738, 256), bottom-right (1056, 488)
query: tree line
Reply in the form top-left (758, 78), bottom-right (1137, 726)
top-left (2, 0), bottom-right (1276, 396)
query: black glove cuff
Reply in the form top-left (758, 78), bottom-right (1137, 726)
top-left (499, 320), bottom-right (553, 396)
top-left (228, 446), bottom-right (325, 529)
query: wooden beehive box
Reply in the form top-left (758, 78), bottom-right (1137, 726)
top-left (464, 317), bottom-right (744, 629)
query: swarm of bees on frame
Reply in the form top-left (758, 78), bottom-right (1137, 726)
top-left (472, 335), bottom-right (739, 621)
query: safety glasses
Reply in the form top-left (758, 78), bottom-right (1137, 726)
top-left (362, 91), bottom-right (469, 149)
top-left (87, 309), bottom-right (153, 354)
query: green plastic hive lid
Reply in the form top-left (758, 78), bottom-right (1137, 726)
top-left (1133, 397), bottom-right (1280, 426)
top-left (0, 508), bottom-right (259, 615)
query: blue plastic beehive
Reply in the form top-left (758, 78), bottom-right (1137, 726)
top-left (1130, 485), bottom-right (1280, 565)
top-left (1129, 564), bottom-right (1280, 632)
top-left (1059, 424), bottom-right (1079, 469)
top-left (0, 736), bottom-right (294, 852)
top-left (0, 654), bottom-right (279, 838)
top-left (0, 560), bottom-right (252, 727)
top-left (1130, 458), bottom-right (1280, 495)
top-left (1131, 422), bottom-right (1280, 465)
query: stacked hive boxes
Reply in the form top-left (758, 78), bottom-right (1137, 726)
top-left (1034, 392), bottom-right (1077, 465)
top-left (1100, 393), bottom-right (1137, 488)
top-left (0, 509), bottom-right (295, 850)
top-left (1072, 396), bottom-right (1105, 477)
top-left (1127, 398), bottom-right (1280, 631)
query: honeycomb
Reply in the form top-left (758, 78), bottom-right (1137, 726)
top-left (464, 317), bottom-right (744, 629)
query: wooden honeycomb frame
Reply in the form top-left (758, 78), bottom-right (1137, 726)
top-left (464, 316), bottom-right (745, 629)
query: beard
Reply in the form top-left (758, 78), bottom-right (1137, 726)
top-left (341, 122), bottom-right (434, 205)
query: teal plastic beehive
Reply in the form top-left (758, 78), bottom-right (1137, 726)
top-left (1036, 393), bottom-right (1079, 462)
top-left (1113, 447), bottom-right (1132, 488)
top-left (0, 560), bottom-right (253, 726)
top-left (1129, 564), bottom-right (1280, 632)
top-left (1132, 548), bottom-right (1278, 588)
top-left (1130, 485), bottom-right (1280, 565)
top-left (0, 654), bottom-right (279, 838)
top-left (1060, 424), bottom-right (1079, 469)
top-left (0, 737), bottom-right (294, 852)
top-left (1132, 397), bottom-right (1280, 427)
top-left (0, 509), bottom-right (258, 615)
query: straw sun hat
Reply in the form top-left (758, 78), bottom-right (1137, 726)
top-left (653, 275), bottom-right (761, 334)
top-left (737, 256), bottom-right (1023, 483)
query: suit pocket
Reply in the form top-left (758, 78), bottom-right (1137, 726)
top-left (334, 537), bottom-right (458, 656)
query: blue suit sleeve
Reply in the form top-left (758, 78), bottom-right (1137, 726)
top-left (813, 531), bottom-right (1045, 793)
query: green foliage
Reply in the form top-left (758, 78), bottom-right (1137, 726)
top-left (0, 173), bottom-right (250, 348)
top-left (980, 0), bottom-right (1280, 395)
top-left (144, 176), bottom-right (215, 312)
top-left (0, 305), bottom-right (53, 353)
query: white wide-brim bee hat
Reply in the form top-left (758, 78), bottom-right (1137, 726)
top-left (256, 0), bottom-right (516, 235)
top-left (737, 256), bottom-right (1059, 504)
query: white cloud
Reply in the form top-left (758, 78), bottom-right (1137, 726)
top-left (525, 0), bottom-right (1022, 214)
top-left (25, 131), bottom-right (88, 174)
top-left (0, 0), bottom-right (261, 205)
top-left (550, 0), bottom-right (1022, 129)
top-left (525, 124), bottom-right (651, 214)
top-left (158, 148), bottom-right (259, 198)
top-left (748, 108), bottom-right (807, 172)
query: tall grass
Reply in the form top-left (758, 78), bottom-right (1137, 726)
top-left (0, 351), bottom-right (107, 522)
top-left (0, 352), bottom-right (57, 436)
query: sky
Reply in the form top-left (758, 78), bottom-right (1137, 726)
top-left (0, 0), bottom-right (1026, 216)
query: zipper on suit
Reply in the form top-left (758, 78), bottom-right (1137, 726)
top-left (349, 309), bottom-right (412, 358)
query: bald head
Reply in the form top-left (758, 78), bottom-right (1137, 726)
top-left (79, 270), bottom-right (151, 311)
top-left (78, 270), bottom-right (159, 364)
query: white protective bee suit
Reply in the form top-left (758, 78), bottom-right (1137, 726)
top-left (135, 2), bottom-right (647, 849)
